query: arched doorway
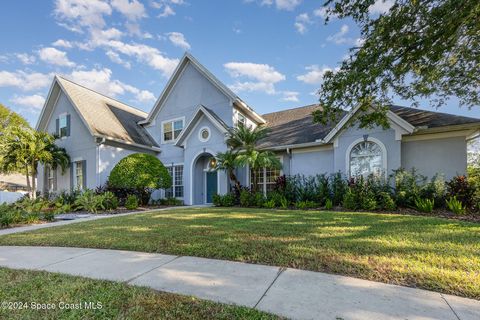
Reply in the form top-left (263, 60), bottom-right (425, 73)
top-left (192, 152), bottom-right (217, 204)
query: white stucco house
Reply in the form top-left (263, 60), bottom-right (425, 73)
top-left (36, 53), bottom-right (480, 205)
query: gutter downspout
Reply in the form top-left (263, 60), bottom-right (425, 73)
top-left (286, 148), bottom-right (292, 176)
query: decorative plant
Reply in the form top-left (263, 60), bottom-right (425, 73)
top-left (414, 198), bottom-right (435, 213)
top-left (101, 191), bottom-right (119, 211)
top-left (324, 198), bottom-right (333, 210)
top-left (446, 175), bottom-right (475, 209)
top-left (125, 194), bottom-right (139, 210)
top-left (446, 196), bottom-right (466, 215)
top-left (74, 190), bottom-right (105, 213)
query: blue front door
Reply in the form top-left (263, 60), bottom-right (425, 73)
top-left (206, 171), bottom-right (217, 203)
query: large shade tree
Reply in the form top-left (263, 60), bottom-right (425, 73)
top-left (313, 0), bottom-right (480, 129)
top-left (1, 128), bottom-right (70, 198)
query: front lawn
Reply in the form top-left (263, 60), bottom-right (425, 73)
top-left (0, 207), bottom-right (479, 299)
top-left (0, 268), bottom-right (278, 319)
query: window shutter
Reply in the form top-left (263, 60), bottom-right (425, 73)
top-left (53, 168), bottom-right (57, 192)
top-left (70, 163), bottom-right (74, 190)
top-left (82, 160), bottom-right (87, 190)
top-left (56, 118), bottom-right (60, 136)
top-left (66, 114), bottom-right (71, 136)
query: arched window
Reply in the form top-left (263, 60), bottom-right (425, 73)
top-left (349, 141), bottom-right (384, 177)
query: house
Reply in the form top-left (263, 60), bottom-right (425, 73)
top-left (36, 53), bottom-right (480, 204)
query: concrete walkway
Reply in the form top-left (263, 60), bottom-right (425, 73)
top-left (0, 205), bottom-right (207, 236)
top-left (0, 246), bottom-right (478, 320)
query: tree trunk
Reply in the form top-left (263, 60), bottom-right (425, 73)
top-left (228, 169), bottom-right (241, 191)
top-left (251, 169), bottom-right (258, 193)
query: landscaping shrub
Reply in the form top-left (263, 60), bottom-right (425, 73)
top-left (446, 196), bottom-right (466, 215)
top-left (125, 195), bottom-right (139, 210)
top-left (74, 190), bottom-right (105, 213)
top-left (420, 174), bottom-right (446, 207)
top-left (266, 191), bottom-right (285, 207)
top-left (108, 153), bottom-right (172, 190)
top-left (101, 191), bottom-right (119, 211)
top-left (239, 189), bottom-right (253, 207)
top-left (43, 209), bottom-right (55, 222)
top-left (160, 197), bottom-right (184, 206)
top-left (212, 193), bottom-right (235, 207)
top-left (392, 168), bottom-right (426, 207)
top-left (263, 199), bottom-right (276, 208)
top-left (330, 172), bottom-right (347, 206)
top-left (0, 204), bottom-right (15, 227)
top-left (343, 176), bottom-right (378, 211)
top-left (279, 197), bottom-right (289, 209)
top-left (55, 190), bottom-right (81, 206)
top-left (324, 198), bottom-right (333, 210)
top-left (377, 192), bottom-right (396, 211)
top-left (254, 192), bottom-right (265, 207)
top-left (447, 175), bottom-right (475, 209)
top-left (414, 198), bottom-right (434, 213)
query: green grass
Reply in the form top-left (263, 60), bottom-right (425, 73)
top-left (0, 207), bottom-right (479, 299)
top-left (0, 267), bottom-right (279, 319)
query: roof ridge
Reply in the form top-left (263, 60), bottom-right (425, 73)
top-left (262, 104), bottom-right (320, 116)
top-left (390, 105), bottom-right (480, 120)
top-left (55, 75), bottom-right (148, 117)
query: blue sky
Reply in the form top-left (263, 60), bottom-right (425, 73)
top-left (0, 0), bottom-right (478, 126)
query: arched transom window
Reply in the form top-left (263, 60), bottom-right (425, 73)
top-left (349, 141), bottom-right (384, 177)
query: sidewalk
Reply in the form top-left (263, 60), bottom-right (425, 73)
top-left (0, 205), bottom-right (208, 236)
top-left (0, 246), bottom-right (478, 320)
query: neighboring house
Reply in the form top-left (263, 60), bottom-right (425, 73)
top-left (36, 53), bottom-right (480, 205)
top-left (0, 174), bottom-right (30, 192)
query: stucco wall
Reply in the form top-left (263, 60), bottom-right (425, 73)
top-left (38, 92), bottom-right (97, 193)
top-left (182, 115), bottom-right (229, 204)
top-left (146, 62), bottom-right (233, 168)
top-left (401, 136), bottom-right (467, 179)
top-left (290, 147), bottom-right (334, 176)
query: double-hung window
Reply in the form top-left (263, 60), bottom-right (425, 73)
top-left (162, 118), bottom-right (184, 143)
top-left (165, 165), bottom-right (184, 198)
top-left (46, 167), bottom-right (55, 192)
top-left (57, 114), bottom-right (70, 138)
top-left (250, 158), bottom-right (282, 195)
top-left (74, 161), bottom-right (84, 190)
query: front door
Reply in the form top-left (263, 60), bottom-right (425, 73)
top-left (206, 171), bottom-right (217, 203)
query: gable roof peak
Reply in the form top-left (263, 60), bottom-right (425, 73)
top-left (142, 52), bottom-right (266, 125)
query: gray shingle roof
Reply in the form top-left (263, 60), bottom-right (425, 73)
top-left (57, 76), bottom-right (158, 149)
top-left (389, 105), bottom-right (480, 128)
top-left (258, 104), bottom-right (480, 149)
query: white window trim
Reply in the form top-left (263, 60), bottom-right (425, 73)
top-left (161, 116), bottom-right (185, 144)
top-left (345, 137), bottom-right (387, 178)
top-left (73, 160), bottom-right (84, 191)
top-left (251, 156), bottom-right (283, 195)
top-left (165, 163), bottom-right (184, 199)
top-left (198, 126), bottom-right (211, 142)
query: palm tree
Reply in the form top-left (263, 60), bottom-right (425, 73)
top-left (215, 124), bottom-right (281, 193)
top-left (214, 150), bottom-right (241, 190)
top-left (0, 128), bottom-right (70, 198)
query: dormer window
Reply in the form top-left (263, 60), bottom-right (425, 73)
top-left (57, 114), bottom-right (70, 138)
top-left (162, 117), bottom-right (184, 143)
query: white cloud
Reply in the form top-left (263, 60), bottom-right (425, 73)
top-left (111, 0), bottom-right (146, 21)
top-left (224, 62), bottom-right (285, 95)
top-left (157, 4), bottom-right (175, 17)
top-left (327, 24), bottom-right (356, 45)
top-left (10, 94), bottom-right (46, 110)
top-left (166, 32), bottom-right (191, 50)
top-left (66, 67), bottom-right (155, 103)
top-left (52, 39), bottom-right (73, 48)
top-left (294, 13), bottom-right (311, 34)
top-left (0, 70), bottom-right (52, 91)
top-left (106, 40), bottom-right (179, 77)
top-left (281, 91), bottom-right (299, 102)
top-left (297, 65), bottom-right (337, 85)
top-left (105, 50), bottom-right (131, 69)
top-left (16, 53), bottom-right (36, 65)
top-left (259, 0), bottom-right (302, 11)
top-left (38, 47), bottom-right (76, 67)
top-left (313, 6), bottom-right (338, 20)
top-left (369, 0), bottom-right (394, 15)
top-left (54, 0), bottom-right (112, 30)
